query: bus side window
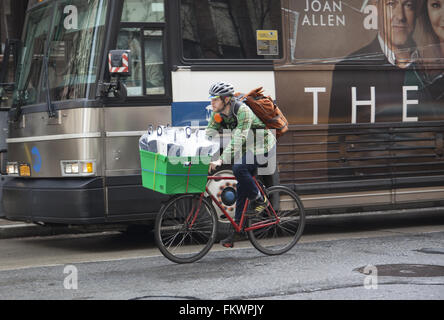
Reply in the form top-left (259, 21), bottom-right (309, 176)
top-left (144, 30), bottom-right (165, 95)
top-left (117, 0), bottom-right (167, 98)
top-left (180, 0), bottom-right (282, 60)
top-left (121, 0), bottom-right (165, 23)
top-left (117, 28), bottom-right (166, 97)
top-left (117, 28), bottom-right (144, 97)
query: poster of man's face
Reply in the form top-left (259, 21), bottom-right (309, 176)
top-left (376, 0), bottom-right (418, 49)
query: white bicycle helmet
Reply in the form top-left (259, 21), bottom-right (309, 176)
top-left (209, 82), bottom-right (235, 98)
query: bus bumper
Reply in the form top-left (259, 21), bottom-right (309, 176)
top-left (2, 178), bottom-right (106, 224)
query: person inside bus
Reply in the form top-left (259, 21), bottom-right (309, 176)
top-left (405, 0), bottom-right (444, 118)
top-left (144, 38), bottom-right (165, 95)
top-left (117, 30), bottom-right (143, 96)
top-left (206, 82), bottom-right (276, 248)
top-left (329, 0), bottom-right (423, 124)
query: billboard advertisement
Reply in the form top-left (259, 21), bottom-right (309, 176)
top-left (277, 0), bottom-right (444, 125)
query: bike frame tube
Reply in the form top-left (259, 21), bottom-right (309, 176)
top-left (207, 176), bottom-right (237, 181)
top-left (244, 218), bottom-right (279, 232)
top-left (206, 189), bottom-right (245, 232)
top-left (187, 194), bottom-right (204, 228)
top-left (205, 175), bottom-right (280, 233)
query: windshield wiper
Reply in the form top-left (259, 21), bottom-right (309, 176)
top-left (43, 55), bottom-right (56, 118)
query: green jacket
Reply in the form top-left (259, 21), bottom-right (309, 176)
top-left (206, 100), bottom-right (276, 164)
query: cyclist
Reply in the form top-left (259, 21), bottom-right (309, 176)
top-left (206, 82), bottom-right (276, 248)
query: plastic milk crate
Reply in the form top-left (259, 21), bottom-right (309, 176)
top-left (140, 149), bottom-right (211, 195)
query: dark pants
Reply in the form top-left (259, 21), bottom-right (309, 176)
top-left (232, 153), bottom-right (263, 223)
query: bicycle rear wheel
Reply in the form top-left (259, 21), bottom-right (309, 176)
top-left (247, 186), bottom-right (305, 256)
top-left (155, 194), bottom-right (218, 264)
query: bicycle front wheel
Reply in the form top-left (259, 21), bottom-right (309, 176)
top-left (247, 186), bottom-right (305, 256)
top-left (155, 194), bottom-right (218, 264)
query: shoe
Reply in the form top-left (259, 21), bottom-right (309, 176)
top-left (245, 195), bottom-right (269, 217)
top-left (220, 227), bottom-right (243, 248)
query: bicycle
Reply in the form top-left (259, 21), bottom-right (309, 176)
top-left (154, 173), bottom-right (306, 264)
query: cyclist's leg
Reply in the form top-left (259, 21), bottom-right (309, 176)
top-left (221, 156), bottom-right (258, 248)
top-left (220, 179), bottom-right (245, 248)
top-left (232, 154), bottom-right (261, 203)
top-left (233, 160), bottom-right (271, 218)
top-left (220, 156), bottom-right (258, 248)
top-left (233, 181), bottom-right (246, 224)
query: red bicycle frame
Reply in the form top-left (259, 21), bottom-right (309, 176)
top-left (202, 175), bottom-right (281, 233)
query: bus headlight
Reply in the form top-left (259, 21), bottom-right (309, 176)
top-left (61, 160), bottom-right (96, 176)
top-left (19, 164), bottom-right (31, 177)
top-left (6, 162), bottom-right (18, 175)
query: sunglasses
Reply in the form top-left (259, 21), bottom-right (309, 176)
top-left (210, 95), bottom-right (221, 101)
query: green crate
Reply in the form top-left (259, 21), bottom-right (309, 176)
top-left (140, 149), bottom-right (210, 195)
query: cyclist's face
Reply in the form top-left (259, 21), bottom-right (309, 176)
top-left (211, 97), bottom-right (227, 113)
top-left (428, 0), bottom-right (444, 43)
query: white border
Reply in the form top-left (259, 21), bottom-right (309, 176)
top-left (6, 132), bottom-right (102, 144)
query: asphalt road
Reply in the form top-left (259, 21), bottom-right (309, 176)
top-left (0, 212), bottom-right (443, 300)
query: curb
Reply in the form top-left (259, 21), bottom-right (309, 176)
top-left (0, 223), bottom-right (88, 240)
top-left (0, 219), bottom-right (150, 240)
top-left (0, 220), bottom-right (132, 240)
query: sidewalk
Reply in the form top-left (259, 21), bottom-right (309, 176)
top-left (0, 218), bottom-right (121, 240)
top-left (0, 218), bottom-right (42, 239)
top-left (0, 218), bottom-right (72, 239)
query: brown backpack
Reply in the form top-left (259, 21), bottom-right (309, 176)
top-left (234, 87), bottom-right (289, 139)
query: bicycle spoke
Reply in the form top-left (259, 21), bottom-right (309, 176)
top-left (172, 233), bottom-right (188, 252)
top-left (156, 195), bottom-right (217, 263)
top-left (247, 186), bottom-right (305, 256)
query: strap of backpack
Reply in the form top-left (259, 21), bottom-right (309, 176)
top-left (233, 100), bottom-right (242, 116)
top-left (232, 100), bottom-right (243, 125)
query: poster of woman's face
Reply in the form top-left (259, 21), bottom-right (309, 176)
top-left (425, 0), bottom-right (444, 55)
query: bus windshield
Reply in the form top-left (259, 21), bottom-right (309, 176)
top-left (13, 0), bottom-right (108, 107)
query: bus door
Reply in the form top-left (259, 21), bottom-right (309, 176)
top-left (116, 0), bottom-right (169, 99)
top-left (103, 0), bottom-right (171, 220)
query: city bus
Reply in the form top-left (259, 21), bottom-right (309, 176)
top-left (1, 0), bottom-right (443, 227)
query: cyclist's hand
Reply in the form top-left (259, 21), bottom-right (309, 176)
top-left (209, 159), bottom-right (223, 173)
